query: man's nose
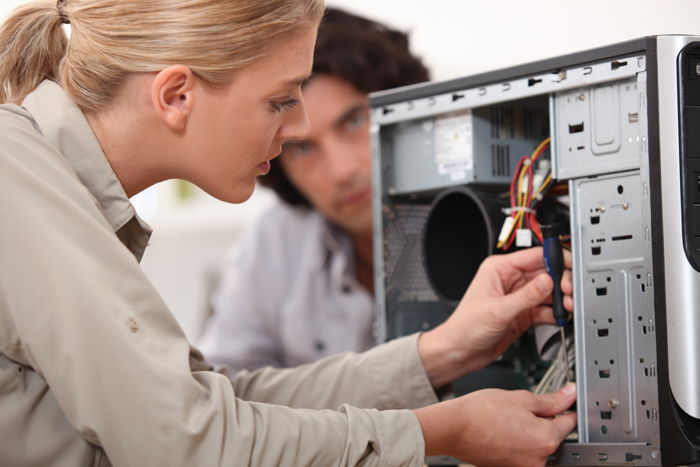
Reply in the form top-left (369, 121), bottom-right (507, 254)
top-left (323, 138), bottom-right (363, 182)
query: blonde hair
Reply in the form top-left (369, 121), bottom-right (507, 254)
top-left (0, 0), bottom-right (324, 111)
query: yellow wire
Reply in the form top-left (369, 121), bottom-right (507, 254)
top-left (498, 136), bottom-right (552, 250)
top-left (533, 173), bottom-right (553, 199)
top-left (531, 137), bottom-right (551, 160)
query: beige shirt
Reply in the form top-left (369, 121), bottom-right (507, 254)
top-left (0, 81), bottom-right (438, 467)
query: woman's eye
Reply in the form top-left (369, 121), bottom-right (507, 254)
top-left (271, 98), bottom-right (300, 113)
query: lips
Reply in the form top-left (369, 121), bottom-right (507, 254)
top-left (342, 186), bottom-right (371, 206)
top-left (257, 161), bottom-right (271, 175)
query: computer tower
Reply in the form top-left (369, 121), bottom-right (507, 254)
top-left (370, 35), bottom-right (700, 466)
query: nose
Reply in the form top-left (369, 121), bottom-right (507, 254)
top-left (280, 99), bottom-right (311, 141)
top-left (323, 136), bottom-right (366, 183)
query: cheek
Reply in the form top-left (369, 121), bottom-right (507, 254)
top-left (284, 162), bottom-right (325, 198)
top-left (303, 175), bottom-right (336, 210)
top-left (225, 115), bottom-right (279, 164)
top-left (251, 114), bottom-right (283, 153)
top-left (346, 131), bottom-right (373, 172)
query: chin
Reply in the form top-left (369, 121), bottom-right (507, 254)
top-left (207, 180), bottom-right (256, 204)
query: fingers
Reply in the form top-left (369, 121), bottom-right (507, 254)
top-left (562, 248), bottom-right (572, 269)
top-left (563, 295), bottom-right (574, 312)
top-left (500, 246), bottom-right (545, 272)
top-left (550, 411), bottom-right (578, 444)
top-left (499, 273), bottom-right (552, 320)
top-left (530, 383), bottom-right (577, 417)
top-left (499, 246), bottom-right (573, 272)
top-left (528, 305), bottom-right (558, 324)
top-left (561, 269), bottom-right (573, 295)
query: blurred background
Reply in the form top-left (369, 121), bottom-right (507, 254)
top-left (1, 0), bottom-right (698, 340)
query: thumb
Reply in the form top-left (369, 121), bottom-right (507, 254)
top-left (530, 383), bottom-right (577, 417)
top-left (550, 411), bottom-right (578, 444)
top-left (499, 273), bottom-right (553, 320)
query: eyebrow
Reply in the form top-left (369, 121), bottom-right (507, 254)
top-left (281, 103), bottom-right (369, 149)
top-left (288, 73), bottom-right (313, 87)
top-left (333, 103), bottom-right (369, 127)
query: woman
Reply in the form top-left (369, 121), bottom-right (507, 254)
top-left (0, 1), bottom-right (576, 466)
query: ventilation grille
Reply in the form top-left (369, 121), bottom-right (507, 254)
top-left (490, 107), bottom-right (515, 139)
top-left (383, 203), bottom-right (438, 302)
top-left (491, 144), bottom-right (511, 177)
top-left (523, 109), bottom-right (548, 140)
top-left (490, 107), bottom-right (548, 141)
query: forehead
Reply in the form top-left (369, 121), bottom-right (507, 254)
top-left (304, 75), bottom-right (367, 103)
top-left (302, 75), bottom-right (369, 123)
top-left (238, 26), bottom-right (317, 90)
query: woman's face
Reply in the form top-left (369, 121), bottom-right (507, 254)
top-left (183, 26), bottom-right (316, 203)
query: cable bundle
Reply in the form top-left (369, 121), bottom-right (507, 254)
top-left (497, 137), bottom-right (555, 251)
top-left (533, 331), bottom-right (575, 395)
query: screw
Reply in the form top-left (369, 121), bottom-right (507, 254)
top-left (578, 93), bottom-right (586, 101)
top-left (651, 450), bottom-right (659, 459)
top-left (599, 206), bottom-right (606, 213)
top-left (608, 399), bottom-right (619, 408)
top-left (623, 203), bottom-right (629, 210)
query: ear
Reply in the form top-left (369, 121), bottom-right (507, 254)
top-left (151, 65), bottom-right (196, 132)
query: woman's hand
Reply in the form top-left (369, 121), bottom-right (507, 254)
top-left (415, 383), bottom-right (577, 467)
top-left (418, 247), bottom-right (573, 387)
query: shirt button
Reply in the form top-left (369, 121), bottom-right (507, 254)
top-left (341, 284), bottom-right (352, 294)
top-left (128, 318), bottom-right (140, 332)
top-left (315, 341), bottom-right (326, 352)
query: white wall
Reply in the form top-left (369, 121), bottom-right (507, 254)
top-left (3, 0), bottom-right (698, 339)
top-left (4, 0), bottom-right (697, 81)
top-left (326, 0), bottom-right (700, 81)
top-left (135, 184), bottom-right (276, 342)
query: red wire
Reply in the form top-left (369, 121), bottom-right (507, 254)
top-left (503, 140), bottom-right (553, 251)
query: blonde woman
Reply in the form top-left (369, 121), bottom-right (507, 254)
top-left (0, 1), bottom-right (576, 466)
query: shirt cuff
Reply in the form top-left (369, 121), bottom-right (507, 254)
top-left (338, 405), bottom-right (426, 467)
top-left (364, 333), bottom-right (438, 410)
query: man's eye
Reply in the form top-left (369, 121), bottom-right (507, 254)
top-left (344, 112), bottom-right (369, 130)
top-left (271, 99), bottom-right (300, 113)
top-left (282, 142), bottom-right (313, 158)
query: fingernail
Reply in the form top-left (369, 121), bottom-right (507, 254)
top-left (561, 382), bottom-right (576, 397)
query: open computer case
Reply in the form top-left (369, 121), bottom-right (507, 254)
top-left (370, 35), bottom-right (700, 466)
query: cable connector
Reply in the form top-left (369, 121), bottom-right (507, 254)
top-left (516, 229), bottom-right (532, 247)
top-left (498, 216), bottom-right (516, 244)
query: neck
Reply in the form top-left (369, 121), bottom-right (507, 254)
top-left (350, 230), bottom-right (374, 295)
top-left (84, 75), bottom-right (179, 198)
top-left (87, 112), bottom-right (157, 197)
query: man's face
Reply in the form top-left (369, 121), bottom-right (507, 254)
top-left (279, 75), bottom-right (373, 236)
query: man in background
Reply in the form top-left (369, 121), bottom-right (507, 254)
top-left (198, 8), bottom-right (430, 372)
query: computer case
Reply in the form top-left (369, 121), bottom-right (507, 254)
top-left (369, 35), bottom-right (700, 466)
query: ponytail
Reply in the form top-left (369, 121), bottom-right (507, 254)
top-left (0, 1), bottom-right (67, 104)
top-left (0, 0), bottom-right (323, 112)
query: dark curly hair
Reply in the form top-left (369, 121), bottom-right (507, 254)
top-left (258, 7), bottom-right (430, 207)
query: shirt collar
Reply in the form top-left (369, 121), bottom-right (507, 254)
top-left (316, 217), bottom-right (357, 286)
top-left (21, 80), bottom-right (152, 261)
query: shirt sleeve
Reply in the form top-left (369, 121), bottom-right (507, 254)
top-left (0, 110), bottom-right (427, 466)
top-left (231, 333), bottom-right (439, 410)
